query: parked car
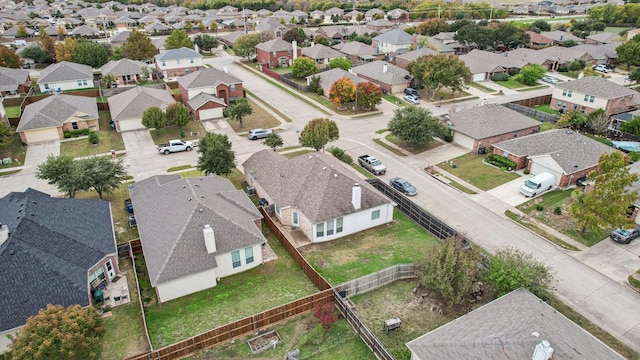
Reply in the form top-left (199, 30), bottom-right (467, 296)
top-left (610, 226), bottom-right (640, 244)
top-left (247, 128), bottom-right (272, 140)
top-left (594, 65), bottom-right (611, 73)
top-left (390, 177), bottom-right (417, 196)
top-left (541, 76), bottom-right (558, 84)
top-left (404, 94), bottom-right (420, 105)
top-left (124, 198), bottom-right (133, 214)
top-left (603, 63), bottom-right (616, 70)
top-left (404, 88), bottom-right (420, 98)
top-left (22, 62), bottom-right (30, 69)
top-left (157, 139), bottom-right (193, 154)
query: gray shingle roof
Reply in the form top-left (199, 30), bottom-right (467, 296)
top-left (99, 58), bottom-right (146, 76)
top-left (17, 94), bottom-right (98, 132)
top-left (540, 30), bottom-right (584, 43)
top-left (37, 61), bottom-right (93, 84)
top-left (0, 189), bottom-right (116, 332)
top-left (70, 25), bottom-right (100, 35)
top-left (352, 60), bottom-right (411, 86)
top-left (447, 104), bottom-right (541, 139)
top-left (0, 67), bottom-right (29, 92)
top-left (332, 41), bottom-right (377, 57)
top-left (406, 288), bottom-right (625, 360)
top-left (307, 68), bottom-right (366, 90)
top-left (493, 129), bottom-right (615, 174)
top-left (396, 47), bottom-right (438, 62)
top-left (255, 38), bottom-right (294, 52)
top-left (372, 28), bottom-right (413, 45)
top-left (557, 76), bottom-right (637, 100)
top-left (109, 30), bottom-right (130, 43)
top-left (242, 150), bottom-right (392, 223)
top-left (177, 67), bottom-right (242, 90)
top-left (301, 43), bottom-right (344, 60)
top-left (188, 92), bottom-right (226, 109)
top-left (108, 86), bottom-right (175, 121)
top-left (154, 47), bottom-right (202, 61)
top-left (129, 175), bottom-right (265, 286)
top-left (460, 49), bottom-right (525, 73)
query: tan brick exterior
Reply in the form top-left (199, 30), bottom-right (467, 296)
top-left (61, 118), bottom-right (99, 132)
top-left (551, 91), bottom-right (636, 116)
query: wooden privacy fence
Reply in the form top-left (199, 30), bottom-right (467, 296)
top-left (503, 103), bottom-right (559, 123)
top-left (336, 264), bottom-right (418, 299)
top-left (510, 94), bottom-right (552, 107)
top-left (260, 65), bottom-right (281, 80)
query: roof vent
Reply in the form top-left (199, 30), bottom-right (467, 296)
top-left (566, 130), bottom-right (573, 134)
top-left (352, 183), bottom-right (362, 210)
top-left (532, 340), bottom-right (554, 360)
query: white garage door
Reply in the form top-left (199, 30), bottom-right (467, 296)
top-left (453, 133), bottom-right (475, 150)
top-left (118, 118), bottom-right (144, 132)
top-left (472, 73), bottom-right (486, 82)
top-left (24, 127), bottom-right (59, 143)
top-left (198, 108), bottom-right (223, 120)
top-left (530, 163), bottom-right (561, 185)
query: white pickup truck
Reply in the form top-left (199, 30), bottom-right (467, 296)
top-left (358, 155), bottom-right (386, 175)
top-left (157, 139), bottom-right (193, 155)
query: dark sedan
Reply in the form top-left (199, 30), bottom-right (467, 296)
top-left (390, 177), bottom-right (417, 196)
top-left (610, 226), bottom-right (640, 244)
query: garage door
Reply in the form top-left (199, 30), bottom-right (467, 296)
top-left (118, 118), bottom-right (144, 132)
top-left (530, 163), bottom-right (561, 185)
top-left (24, 127), bottom-right (59, 143)
top-left (198, 108), bottom-right (223, 120)
top-left (453, 133), bottom-right (475, 150)
top-left (472, 73), bottom-right (486, 82)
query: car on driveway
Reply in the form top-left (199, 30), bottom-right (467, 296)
top-left (390, 177), bottom-right (417, 196)
top-left (247, 128), bottom-right (272, 140)
top-left (404, 88), bottom-right (420, 98)
top-left (404, 94), bottom-right (420, 105)
top-left (594, 65), bottom-right (611, 73)
top-left (610, 226), bottom-right (640, 244)
top-left (541, 76), bottom-right (558, 84)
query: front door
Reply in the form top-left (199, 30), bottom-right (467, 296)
top-left (105, 259), bottom-right (115, 280)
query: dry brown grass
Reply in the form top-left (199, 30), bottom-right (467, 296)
top-left (227, 99), bottom-right (282, 132)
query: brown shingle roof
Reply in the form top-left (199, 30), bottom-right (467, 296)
top-left (447, 104), bottom-right (540, 139)
top-left (557, 76), bottom-right (637, 100)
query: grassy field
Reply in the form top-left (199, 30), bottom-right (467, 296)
top-left (385, 134), bottom-right (444, 155)
top-left (469, 82), bottom-right (495, 93)
top-left (149, 121), bottom-right (207, 145)
top-left (493, 78), bottom-right (530, 89)
top-left (439, 153), bottom-right (521, 191)
top-left (299, 210), bottom-right (438, 285)
top-left (245, 89), bottom-right (291, 123)
top-left (532, 104), bottom-right (561, 116)
top-left (539, 122), bottom-right (558, 131)
top-left (5, 105), bottom-right (20, 117)
top-left (227, 99), bottom-right (282, 132)
top-left (60, 111), bottom-right (125, 158)
top-left (373, 138), bottom-right (406, 156)
top-left (0, 132), bottom-right (26, 169)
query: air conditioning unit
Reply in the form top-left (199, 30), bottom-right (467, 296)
top-left (246, 186), bottom-right (255, 196)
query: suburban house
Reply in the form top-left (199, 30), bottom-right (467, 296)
top-left (99, 58), bottom-right (148, 86)
top-left (586, 32), bottom-right (619, 45)
top-left (301, 43), bottom-right (345, 69)
top-left (371, 28), bottom-right (414, 57)
top-left (550, 76), bottom-right (639, 116)
top-left (243, 150), bottom-right (395, 242)
top-left (306, 68), bottom-right (366, 97)
top-left (177, 68), bottom-right (244, 120)
top-left (332, 41), bottom-right (382, 64)
top-left (129, 175), bottom-right (266, 303)
top-left (16, 94), bottom-right (98, 144)
top-left (504, 48), bottom-right (556, 71)
top-left (109, 30), bottom-right (130, 48)
top-left (351, 61), bottom-right (411, 94)
top-left (395, 47), bottom-right (438, 70)
top-left (108, 86), bottom-right (174, 131)
top-left (255, 38), bottom-right (302, 68)
top-left (526, 31), bottom-right (554, 48)
top-left (540, 30), bottom-right (585, 45)
top-left (0, 189), bottom-right (118, 352)
top-left (406, 288), bottom-right (625, 360)
top-left (443, 104), bottom-right (541, 154)
top-left (571, 43), bottom-right (619, 66)
top-left (537, 46), bottom-right (593, 69)
top-left (492, 129), bottom-right (616, 187)
top-left (0, 67), bottom-right (31, 97)
top-left (154, 47), bottom-right (204, 80)
top-left (37, 61), bottom-right (94, 93)
top-left (459, 49), bottom-right (523, 81)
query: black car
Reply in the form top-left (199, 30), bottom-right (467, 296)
top-left (610, 226), bottom-right (640, 244)
top-left (390, 177), bottom-right (417, 196)
top-left (404, 88), bottom-right (420, 98)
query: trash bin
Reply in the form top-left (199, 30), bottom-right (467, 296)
top-left (93, 289), bottom-right (104, 303)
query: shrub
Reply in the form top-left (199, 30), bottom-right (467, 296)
top-left (554, 206), bottom-right (562, 215)
top-left (523, 168), bottom-right (530, 174)
top-left (630, 152), bottom-right (640, 163)
top-left (328, 146), bottom-right (353, 164)
top-left (491, 73), bottom-right (510, 81)
top-left (486, 154), bottom-right (516, 170)
top-left (508, 69), bottom-right (520, 76)
top-left (64, 132), bottom-right (72, 138)
top-left (442, 132), bottom-right (453, 142)
top-left (558, 65), bottom-right (568, 72)
top-left (535, 204), bottom-right (544, 211)
top-left (63, 128), bottom-right (92, 138)
top-left (87, 131), bottom-right (99, 144)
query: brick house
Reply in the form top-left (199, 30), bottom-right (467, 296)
top-left (255, 38), bottom-right (302, 68)
top-left (443, 104), bottom-right (541, 154)
top-left (154, 47), bottom-right (204, 80)
top-left (0, 67), bottom-right (31, 96)
top-left (351, 60), bottom-right (411, 94)
top-left (177, 68), bottom-right (244, 120)
top-left (550, 77), bottom-right (639, 116)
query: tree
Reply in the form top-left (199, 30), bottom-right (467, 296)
top-left (78, 157), bottom-right (128, 199)
top-left (388, 106), bottom-right (447, 145)
top-left (513, 64), bottom-right (546, 85)
top-left (291, 57), bottom-right (318, 78)
top-left (567, 59), bottom-right (586, 71)
top-left (141, 106), bottom-right (166, 130)
top-left (282, 27), bottom-right (306, 44)
top-left (16, 24), bottom-right (28, 38)
top-left (571, 152), bottom-right (639, 235)
top-left (263, 132), bottom-right (283, 151)
top-left (313, 303), bottom-right (338, 330)
top-left (257, 31), bottom-right (275, 43)
top-left (298, 118), bottom-right (339, 151)
top-left (328, 77), bottom-right (356, 107)
top-left (621, 116), bottom-right (640, 136)
top-left (563, 39), bottom-right (580, 47)
top-left (55, 37), bottom-right (78, 62)
top-left (483, 246), bottom-right (556, 298)
top-left (417, 19), bottom-right (450, 36)
top-left (21, 46), bottom-right (50, 63)
top-left (454, 24), bottom-right (494, 50)
top-left (557, 110), bottom-right (586, 130)
top-left (38, 31), bottom-right (56, 61)
top-left (629, 67), bottom-right (640, 84)
top-left (529, 20), bottom-right (551, 32)
top-left (592, 22), bottom-right (606, 32)
top-left (233, 34), bottom-right (259, 60)
top-left (36, 155), bottom-right (87, 198)
top-left (419, 237), bottom-right (481, 307)
top-left (314, 36), bottom-right (330, 46)
top-left (165, 102), bottom-right (191, 127)
top-left (165, 29), bottom-right (194, 49)
top-left (586, 108), bottom-right (610, 135)
top-left (616, 37), bottom-right (640, 67)
top-left (72, 41), bottom-right (110, 68)
top-left (492, 22), bottom-right (529, 50)
top-left (88, 131), bottom-right (99, 145)
top-left (110, 46), bottom-right (124, 60)
top-left (122, 29), bottom-right (156, 60)
top-left (408, 55), bottom-right (471, 98)
top-left (193, 34), bottom-right (219, 51)
top-left (328, 57), bottom-right (351, 71)
top-left (197, 133), bottom-right (235, 176)
top-left (6, 304), bottom-right (104, 360)
top-left (226, 98), bottom-right (253, 128)
top-left (0, 46), bottom-right (22, 68)
top-left (308, 75), bottom-right (322, 95)
top-left (102, 73), bottom-right (116, 88)
top-left (0, 122), bottom-right (14, 146)
top-left (355, 82), bottom-right (382, 109)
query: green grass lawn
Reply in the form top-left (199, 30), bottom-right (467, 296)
top-left (532, 104), bottom-right (561, 116)
top-left (583, 133), bottom-right (612, 146)
top-left (439, 153), bottom-right (520, 191)
top-left (373, 138), bottom-right (406, 156)
top-left (0, 132), bottom-right (26, 169)
top-left (60, 111), bottom-right (125, 158)
top-left (539, 122), bottom-right (558, 131)
top-left (383, 94), bottom-right (405, 107)
top-left (5, 105), bottom-right (21, 117)
top-left (149, 121), bottom-right (207, 145)
top-left (283, 149), bottom-right (314, 159)
top-left (227, 99), bottom-right (282, 132)
top-left (299, 210), bottom-right (438, 285)
top-left (493, 78), bottom-right (529, 89)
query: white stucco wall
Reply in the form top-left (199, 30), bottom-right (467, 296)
top-left (215, 243), bottom-right (264, 278)
top-left (156, 57), bottom-right (204, 71)
top-left (38, 79), bottom-right (94, 93)
top-left (311, 203), bottom-right (394, 242)
top-left (156, 268), bottom-right (217, 303)
top-left (552, 87), bottom-right (608, 110)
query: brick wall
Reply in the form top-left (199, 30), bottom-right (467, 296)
top-left (606, 95), bottom-right (636, 116)
top-left (256, 49), bottom-right (301, 68)
top-left (165, 66), bottom-right (202, 79)
top-left (474, 126), bottom-right (540, 154)
top-left (194, 101), bottom-right (224, 120)
top-left (61, 118), bottom-right (98, 132)
top-left (492, 147), bottom-right (528, 170)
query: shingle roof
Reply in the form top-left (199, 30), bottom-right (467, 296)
top-left (188, 92), bottom-right (226, 109)
top-left (154, 46), bottom-right (201, 61)
top-left (586, 32), bottom-right (619, 44)
top-left (70, 25), bottom-right (100, 35)
top-left (255, 37), bottom-right (294, 52)
top-left (332, 41), bottom-right (378, 57)
top-left (447, 104), bottom-right (540, 139)
top-left (37, 61), bottom-right (93, 84)
top-left (0, 189), bottom-right (116, 332)
top-left (108, 86), bottom-right (175, 121)
top-left (0, 67), bottom-right (29, 92)
top-left (372, 28), bottom-right (413, 45)
top-left (109, 30), bottom-right (130, 43)
top-left (540, 30), bottom-right (584, 43)
top-left (557, 76), bottom-right (637, 100)
top-left (493, 129), bottom-right (615, 174)
top-left (301, 43), bottom-right (344, 60)
top-left (571, 42), bottom-right (619, 61)
top-left (129, 175), bottom-right (265, 286)
top-left (242, 150), bottom-right (392, 223)
top-left (177, 67), bottom-right (242, 89)
top-left (17, 94), bottom-right (98, 132)
top-left (406, 288), bottom-right (625, 360)
top-left (307, 68), bottom-right (366, 90)
top-left (537, 45), bottom-right (589, 63)
top-left (396, 47), bottom-right (438, 63)
top-left (352, 60), bottom-right (412, 86)
top-left (526, 30), bottom-right (554, 45)
top-left (459, 49), bottom-right (523, 74)
top-left (99, 58), bottom-right (146, 76)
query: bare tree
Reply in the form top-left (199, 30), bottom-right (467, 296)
top-left (586, 109), bottom-right (610, 135)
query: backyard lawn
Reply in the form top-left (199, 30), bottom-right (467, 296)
top-left (149, 121), bottom-right (207, 145)
top-left (439, 153), bottom-right (521, 191)
top-left (493, 78), bottom-right (531, 89)
top-left (5, 105), bottom-right (21, 117)
top-left (532, 104), bottom-right (561, 116)
top-left (227, 99), bottom-right (282, 132)
top-left (60, 111), bottom-right (125, 158)
top-left (299, 210), bottom-right (439, 285)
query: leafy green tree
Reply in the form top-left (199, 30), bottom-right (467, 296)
top-left (291, 57), bottom-right (318, 78)
top-left (455, 24), bottom-right (494, 50)
top-left (36, 155), bottom-right (87, 198)
top-left (417, 18), bottom-right (450, 36)
top-left (54, 37), bottom-right (78, 62)
top-left (571, 151), bottom-right (639, 235)
top-left (7, 304), bottom-right (104, 360)
top-left (563, 39), bottom-right (579, 47)
top-left (568, 59), bottom-right (586, 71)
top-left (87, 131), bottom-right (99, 145)
top-left (592, 22), bottom-right (606, 32)
top-left (141, 106), bottom-right (166, 130)
top-left (101, 73), bottom-right (116, 88)
top-left (0, 122), bottom-right (14, 146)
top-left (110, 46), bottom-right (124, 60)
top-left (408, 55), bottom-right (471, 98)
top-left (529, 20), bottom-right (551, 32)
top-left (355, 82), bottom-right (382, 109)
top-left (557, 110), bottom-right (587, 130)
top-left (122, 29), bottom-right (156, 60)
top-left (233, 34), bottom-right (259, 60)
top-left (616, 37), bottom-right (640, 67)
top-left (282, 27), bottom-right (306, 44)
top-left (328, 57), bottom-right (351, 70)
top-left (419, 237), bottom-right (481, 307)
top-left (197, 133), bottom-right (235, 176)
top-left (226, 98), bottom-right (253, 128)
top-left (0, 46), bottom-right (22, 68)
top-left (586, 108), bottom-right (610, 135)
top-left (493, 22), bottom-right (530, 50)
top-left (483, 246), bottom-right (556, 298)
top-left (16, 24), bottom-right (28, 38)
top-left (165, 29), bottom-right (193, 49)
top-left (257, 31), bottom-right (275, 43)
top-left (299, 118), bottom-right (339, 151)
top-left (165, 102), bottom-right (191, 127)
top-left (21, 46), bottom-right (50, 63)
top-left (329, 77), bottom-right (356, 107)
top-left (621, 116), bottom-right (640, 136)
top-left (78, 157), bottom-right (127, 199)
top-left (314, 36), bottom-right (330, 46)
top-left (263, 132), bottom-right (283, 150)
top-left (513, 64), bottom-right (546, 85)
top-left (308, 75), bottom-right (322, 94)
top-left (629, 67), bottom-right (640, 84)
top-left (193, 34), bottom-right (219, 51)
top-left (72, 41), bottom-right (110, 68)
top-left (38, 30), bottom-right (56, 61)
top-left (388, 106), bottom-right (447, 145)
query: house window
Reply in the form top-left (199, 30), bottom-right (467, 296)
top-left (589, 95), bottom-right (595, 103)
top-left (231, 250), bottom-right (241, 268)
top-left (336, 217), bottom-right (343, 233)
top-left (190, 58), bottom-right (194, 64)
top-left (567, 90), bottom-right (572, 97)
top-left (316, 223), bottom-right (324, 237)
top-left (275, 205), bottom-right (281, 215)
top-left (176, 59), bottom-right (181, 65)
top-left (83, 80), bottom-right (87, 85)
top-left (77, 80), bottom-right (83, 86)
top-left (231, 84), bottom-right (236, 91)
top-left (562, 89), bottom-right (567, 96)
top-left (72, 122), bottom-right (78, 130)
top-left (44, 84), bottom-right (49, 90)
top-left (161, 61), bottom-right (166, 66)
top-left (371, 209), bottom-right (380, 220)
top-left (513, 131), bottom-right (518, 138)
top-left (292, 211), bottom-right (299, 226)
top-left (327, 219), bottom-right (334, 236)
top-left (245, 246), bottom-right (254, 264)
top-left (584, 94), bottom-right (589, 101)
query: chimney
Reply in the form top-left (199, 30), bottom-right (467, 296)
top-left (532, 340), bottom-right (554, 360)
top-left (292, 40), bottom-right (298, 60)
top-left (352, 183), bottom-right (361, 210)
top-left (382, 63), bottom-right (388, 73)
top-left (203, 224), bottom-right (216, 253)
top-left (0, 223), bottom-right (8, 246)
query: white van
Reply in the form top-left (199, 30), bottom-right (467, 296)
top-left (12, 39), bottom-right (26, 46)
top-left (520, 172), bottom-right (555, 197)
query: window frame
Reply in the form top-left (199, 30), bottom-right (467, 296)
top-left (371, 209), bottom-right (380, 220)
top-left (245, 246), bottom-right (254, 264)
top-left (316, 223), bottom-right (324, 237)
top-left (231, 250), bottom-right (241, 268)
top-left (327, 219), bottom-right (334, 236)
top-left (336, 217), bottom-right (343, 233)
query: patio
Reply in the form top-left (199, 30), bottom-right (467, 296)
top-left (101, 275), bottom-right (132, 308)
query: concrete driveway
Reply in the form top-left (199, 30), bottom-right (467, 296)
top-left (23, 140), bottom-right (60, 173)
top-left (487, 173), bottom-right (533, 207)
top-left (121, 130), bottom-right (157, 156)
